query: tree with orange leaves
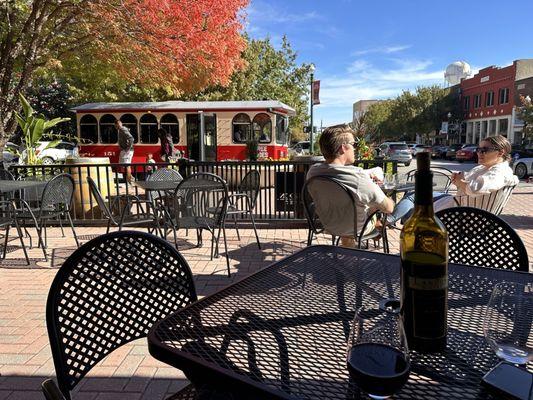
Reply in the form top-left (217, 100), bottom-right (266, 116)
top-left (0, 0), bottom-right (248, 141)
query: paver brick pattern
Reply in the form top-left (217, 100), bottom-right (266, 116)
top-left (0, 186), bottom-right (531, 399)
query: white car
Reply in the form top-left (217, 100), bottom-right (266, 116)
top-left (513, 158), bottom-right (533, 180)
top-left (21, 141), bottom-right (78, 164)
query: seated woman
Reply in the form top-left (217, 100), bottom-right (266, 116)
top-left (387, 135), bottom-right (518, 225)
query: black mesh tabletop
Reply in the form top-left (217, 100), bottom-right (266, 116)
top-left (135, 180), bottom-right (182, 191)
top-left (0, 180), bottom-right (48, 193)
top-left (148, 245), bottom-right (532, 399)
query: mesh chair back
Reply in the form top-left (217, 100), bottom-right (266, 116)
top-left (407, 169), bottom-right (452, 193)
top-left (87, 176), bottom-right (114, 221)
top-left (238, 170), bottom-right (260, 209)
top-left (174, 172), bottom-right (228, 228)
top-left (305, 175), bottom-right (358, 237)
top-left (436, 207), bottom-right (528, 272)
top-left (46, 231), bottom-right (197, 398)
top-left (40, 174), bottom-right (75, 211)
top-left (147, 168), bottom-right (183, 201)
top-left (455, 184), bottom-right (515, 215)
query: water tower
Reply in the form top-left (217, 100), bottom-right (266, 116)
top-left (444, 61), bottom-right (472, 86)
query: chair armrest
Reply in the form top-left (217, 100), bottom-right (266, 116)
top-left (228, 193), bottom-right (252, 209)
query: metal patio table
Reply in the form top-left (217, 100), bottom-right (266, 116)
top-left (148, 245), bottom-right (532, 400)
top-left (0, 179), bottom-right (48, 193)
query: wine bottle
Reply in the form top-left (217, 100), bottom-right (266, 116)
top-left (400, 152), bottom-right (448, 353)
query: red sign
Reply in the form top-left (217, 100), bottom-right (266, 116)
top-left (312, 80), bottom-right (320, 105)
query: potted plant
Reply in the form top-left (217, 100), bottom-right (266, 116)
top-left (246, 138), bottom-right (259, 161)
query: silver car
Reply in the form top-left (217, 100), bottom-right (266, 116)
top-left (375, 142), bottom-right (412, 166)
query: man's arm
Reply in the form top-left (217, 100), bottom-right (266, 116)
top-left (377, 196), bottom-right (395, 214)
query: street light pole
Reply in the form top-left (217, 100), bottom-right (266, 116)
top-left (309, 63), bottom-right (315, 154)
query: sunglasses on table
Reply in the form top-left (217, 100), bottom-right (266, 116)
top-left (475, 146), bottom-right (499, 154)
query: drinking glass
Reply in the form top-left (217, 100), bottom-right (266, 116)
top-left (383, 173), bottom-right (398, 190)
top-left (483, 282), bottom-right (533, 365)
top-left (347, 306), bottom-right (410, 399)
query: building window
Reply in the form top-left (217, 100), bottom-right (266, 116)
top-left (99, 114), bottom-right (117, 144)
top-left (489, 120), bottom-right (497, 135)
top-left (485, 91), bottom-right (494, 107)
top-left (120, 114), bottom-right (138, 143)
top-left (474, 94), bottom-right (481, 109)
top-left (232, 113), bottom-right (251, 143)
top-left (252, 113), bottom-right (272, 143)
top-left (276, 115), bottom-right (289, 145)
top-left (79, 115), bottom-right (98, 144)
top-left (499, 119), bottom-right (508, 136)
top-left (499, 88), bottom-right (509, 104)
top-left (140, 113), bottom-right (158, 144)
top-left (160, 114), bottom-right (179, 143)
top-left (463, 96), bottom-right (470, 110)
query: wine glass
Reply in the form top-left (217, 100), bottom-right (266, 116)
top-left (383, 173), bottom-right (398, 190)
top-left (347, 306), bottom-right (410, 399)
top-left (483, 282), bottom-right (533, 365)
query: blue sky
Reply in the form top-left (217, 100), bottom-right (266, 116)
top-left (245, 0), bottom-right (533, 127)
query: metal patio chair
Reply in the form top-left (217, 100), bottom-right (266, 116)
top-left (436, 206), bottom-right (528, 272)
top-left (87, 176), bottom-right (160, 234)
top-left (168, 172), bottom-right (231, 276)
top-left (0, 200), bottom-right (30, 264)
top-left (452, 184), bottom-right (516, 215)
top-left (302, 179), bottom-right (335, 246)
top-left (15, 173), bottom-right (78, 261)
top-left (304, 175), bottom-right (388, 251)
top-left (41, 231), bottom-right (198, 400)
top-left (406, 167), bottom-right (452, 194)
top-left (223, 169), bottom-right (261, 249)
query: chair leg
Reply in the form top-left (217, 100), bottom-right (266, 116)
top-left (14, 219), bottom-right (30, 265)
top-left (249, 211), bottom-right (261, 249)
top-left (36, 220), bottom-right (48, 261)
top-left (106, 218), bottom-right (112, 234)
top-left (218, 223), bottom-right (230, 277)
top-left (58, 215), bottom-right (65, 237)
top-left (307, 229), bottom-right (313, 246)
top-left (66, 212), bottom-right (79, 247)
top-left (2, 225), bottom-right (9, 259)
top-left (196, 229), bottom-right (203, 248)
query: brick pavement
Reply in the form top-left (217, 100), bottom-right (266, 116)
top-left (0, 186), bottom-right (532, 399)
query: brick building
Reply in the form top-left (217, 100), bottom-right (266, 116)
top-left (461, 59), bottom-right (533, 144)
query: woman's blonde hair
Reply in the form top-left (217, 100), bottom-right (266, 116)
top-left (481, 135), bottom-right (512, 161)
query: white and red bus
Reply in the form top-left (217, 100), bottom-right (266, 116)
top-left (72, 100), bottom-right (295, 163)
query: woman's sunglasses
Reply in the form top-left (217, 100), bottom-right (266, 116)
top-left (475, 146), bottom-right (499, 154)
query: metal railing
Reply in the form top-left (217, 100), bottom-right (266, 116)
top-left (7, 159), bottom-right (398, 224)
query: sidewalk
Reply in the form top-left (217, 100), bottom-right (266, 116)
top-left (0, 186), bottom-right (531, 399)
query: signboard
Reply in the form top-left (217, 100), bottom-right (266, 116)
top-left (440, 121), bottom-right (448, 134)
top-left (312, 80), bottom-right (320, 105)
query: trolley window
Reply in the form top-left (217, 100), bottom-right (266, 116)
top-left (160, 113), bottom-right (179, 143)
top-left (99, 114), bottom-right (117, 144)
top-left (120, 114), bottom-right (138, 143)
top-left (79, 114), bottom-right (98, 144)
top-left (253, 113), bottom-right (272, 143)
top-left (140, 113), bottom-right (158, 144)
top-left (232, 113), bottom-right (251, 143)
top-left (276, 115), bottom-right (289, 145)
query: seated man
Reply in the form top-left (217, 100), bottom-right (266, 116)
top-left (387, 135), bottom-right (519, 225)
top-left (306, 124), bottom-right (394, 247)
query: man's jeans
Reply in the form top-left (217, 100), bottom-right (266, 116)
top-left (386, 191), bottom-right (451, 224)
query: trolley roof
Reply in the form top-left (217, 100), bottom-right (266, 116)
top-left (72, 100), bottom-right (296, 116)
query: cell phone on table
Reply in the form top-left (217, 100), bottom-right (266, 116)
top-left (481, 362), bottom-right (533, 400)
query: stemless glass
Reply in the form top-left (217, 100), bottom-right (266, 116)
top-left (347, 306), bottom-right (410, 399)
top-left (483, 282), bottom-right (533, 365)
top-left (383, 173), bottom-right (398, 190)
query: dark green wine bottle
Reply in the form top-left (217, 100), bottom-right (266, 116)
top-left (400, 152), bottom-right (448, 353)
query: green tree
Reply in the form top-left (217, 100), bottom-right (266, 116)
top-left (519, 95), bottom-right (533, 139)
top-left (189, 35), bottom-right (312, 133)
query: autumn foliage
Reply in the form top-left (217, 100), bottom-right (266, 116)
top-left (88, 0), bottom-right (248, 94)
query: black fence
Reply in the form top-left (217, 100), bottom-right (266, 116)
top-left (7, 159), bottom-right (398, 224)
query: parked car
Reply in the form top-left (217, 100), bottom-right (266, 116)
top-left (412, 144), bottom-right (432, 155)
top-left (432, 145), bottom-right (449, 159)
top-left (456, 146), bottom-right (478, 163)
top-left (375, 142), bottom-right (412, 166)
top-left (20, 141), bottom-right (78, 164)
top-left (511, 144), bottom-right (533, 160)
top-left (445, 143), bottom-right (474, 160)
top-left (513, 158), bottom-right (533, 179)
top-left (289, 141), bottom-right (310, 156)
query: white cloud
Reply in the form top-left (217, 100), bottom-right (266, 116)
top-left (314, 58), bottom-right (447, 126)
top-left (351, 45), bottom-right (412, 56)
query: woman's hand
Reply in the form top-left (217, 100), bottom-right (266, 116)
top-left (451, 171), bottom-right (464, 185)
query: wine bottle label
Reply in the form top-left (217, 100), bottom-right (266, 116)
top-left (410, 286), bottom-right (447, 340)
top-left (408, 276), bottom-right (448, 290)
